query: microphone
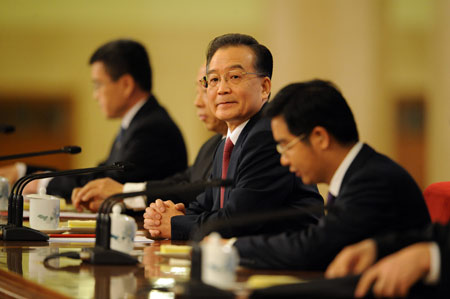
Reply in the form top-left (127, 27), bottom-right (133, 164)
top-left (0, 124), bottom-right (15, 134)
top-left (2, 162), bottom-right (130, 241)
top-left (80, 179), bottom-right (233, 265)
top-left (0, 145), bottom-right (81, 161)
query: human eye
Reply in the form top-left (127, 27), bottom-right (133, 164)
top-left (207, 74), bottom-right (220, 86)
top-left (228, 71), bottom-right (243, 83)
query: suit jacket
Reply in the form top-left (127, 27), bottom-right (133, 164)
top-left (170, 107), bottom-right (324, 240)
top-left (235, 144), bottom-right (431, 270)
top-left (146, 134), bottom-right (223, 205)
top-left (47, 95), bottom-right (187, 199)
top-left (374, 223), bottom-right (450, 297)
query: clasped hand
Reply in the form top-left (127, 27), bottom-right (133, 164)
top-left (143, 199), bottom-right (185, 239)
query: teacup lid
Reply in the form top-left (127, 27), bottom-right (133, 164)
top-left (110, 204), bottom-right (135, 223)
top-left (25, 187), bottom-right (60, 200)
top-left (112, 204), bottom-right (122, 215)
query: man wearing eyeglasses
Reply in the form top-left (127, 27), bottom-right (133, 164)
top-left (144, 33), bottom-right (324, 240)
top-left (231, 80), bottom-right (430, 272)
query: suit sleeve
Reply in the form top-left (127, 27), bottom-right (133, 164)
top-left (146, 167), bottom-right (199, 205)
top-left (233, 168), bottom-right (427, 270)
top-left (171, 129), bottom-right (320, 240)
top-left (145, 135), bottom-right (221, 206)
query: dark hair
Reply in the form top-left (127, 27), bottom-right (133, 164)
top-left (206, 33), bottom-right (273, 79)
top-left (89, 39), bottom-right (152, 92)
top-left (265, 79), bottom-right (359, 145)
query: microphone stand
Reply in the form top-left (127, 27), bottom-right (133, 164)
top-left (82, 193), bottom-right (139, 265)
top-left (2, 162), bottom-right (128, 241)
top-left (82, 179), bottom-right (233, 265)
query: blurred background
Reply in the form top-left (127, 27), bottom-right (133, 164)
top-left (0, 0), bottom-right (449, 192)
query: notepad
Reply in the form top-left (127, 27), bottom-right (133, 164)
top-left (246, 275), bottom-right (306, 289)
top-left (67, 220), bottom-right (96, 228)
top-left (160, 244), bottom-right (192, 254)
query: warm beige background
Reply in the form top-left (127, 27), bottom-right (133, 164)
top-left (0, 0), bottom-right (449, 191)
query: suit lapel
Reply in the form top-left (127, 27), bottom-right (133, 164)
top-left (339, 143), bottom-right (375, 198)
top-left (222, 106), bottom-right (265, 204)
top-left (106, 96), bottom-right (158, 166)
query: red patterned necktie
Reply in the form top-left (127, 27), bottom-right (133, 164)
top-left (220, 138), bottom-right (234, 208)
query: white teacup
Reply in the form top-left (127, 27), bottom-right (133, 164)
top-left (26, 193), bottom-right (61, 230)
top-left (110, 205), bottom-right (137, 254)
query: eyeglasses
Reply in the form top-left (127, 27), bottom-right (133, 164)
top-left (201, 70), bottom-right (266, 88)
top-left (276, 134), bottom-right (306, 155)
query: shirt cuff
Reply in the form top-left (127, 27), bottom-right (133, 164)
top-left (123, 182), bottom-right (147, 210)
top-left (15, 162), bottom-right (27, 179)
top-left (424, 242), bottom-right (440, 285)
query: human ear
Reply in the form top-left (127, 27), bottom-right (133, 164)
top-left (311, 126), bottom-right (330, 150)
top-left (120, 74), bottom-right (135, 98)
top-left (261, 77), bottom-right (272, 102)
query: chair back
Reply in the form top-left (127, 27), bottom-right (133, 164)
top-left (423, 182), bottom-right (450, 224)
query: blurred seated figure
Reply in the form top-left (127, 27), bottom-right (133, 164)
top-left (0, 39), bottom-right (187, 200)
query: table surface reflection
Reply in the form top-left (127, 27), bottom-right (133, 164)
top-left (0, 237), bottom-right (323, 299)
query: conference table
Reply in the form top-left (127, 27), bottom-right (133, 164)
top-left (0, 214), bottom-right (323, 298)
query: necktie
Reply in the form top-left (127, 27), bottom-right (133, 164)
top-left (115, 126), bottom-right (126, 148)
top-left (220, 138), bottom-right (234, 208)
top-left (327, 192), bottom-right (336, 207)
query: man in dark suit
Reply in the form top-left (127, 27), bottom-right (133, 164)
top-left (12, 39), bottom-right (187, 200)
top-left (143, 34), bottom-right (323, 240)
top-left (326, 223), bottom-right (449, 298)
top-left (230, 80), bottom-right (430, 270)
top-left (71, 64), bottom-right (227, 211)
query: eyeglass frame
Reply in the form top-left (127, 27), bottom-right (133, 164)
top-left (200, 70), bottom-right (267, 88)
top-left (276, 134), bottom-right (307, 155)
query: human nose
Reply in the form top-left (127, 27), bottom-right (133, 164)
top-left (217, 76), bottom-right (231, 95)
top-left (280, 154), bottom-right (290, 167)
top-left (194, 91), bottom-right (203, 107)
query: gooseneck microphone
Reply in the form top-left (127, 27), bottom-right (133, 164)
top-left (2, 162), bottom-right (131, 241)
top-left (80, 179), bottom-right (233, 265)
top-left (0, 124), bottom-right (15, 134)
top-left (0, 145), bottom-right (81, 161)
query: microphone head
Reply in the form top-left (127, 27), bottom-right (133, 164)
top-left (1, 124), bottom-right (15, 134)
top-left (62, 146), bottom-right (82, 154)
top-left (112, 161), bottom-right (135, 171)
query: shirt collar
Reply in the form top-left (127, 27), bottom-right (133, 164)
top-left (121, 98), bottom-right (147, 129)
top-left (226, 120), bottom-right (250, 145)
top-left (328, 142), bottom-right (363, 197)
